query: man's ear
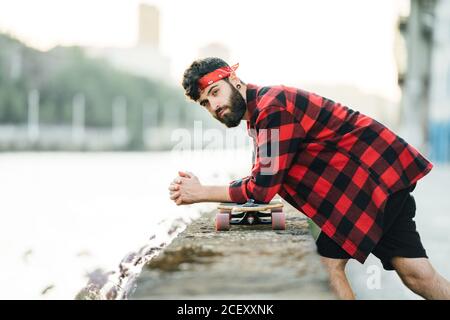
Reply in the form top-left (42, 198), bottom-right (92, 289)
top-left (228, 72), bottom-right (239, 85)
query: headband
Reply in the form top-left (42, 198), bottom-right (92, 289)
top-left (198, 63), bottom-right (239, 90)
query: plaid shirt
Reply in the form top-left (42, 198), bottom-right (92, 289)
top-left (229, 83), bottom-right (433, 263)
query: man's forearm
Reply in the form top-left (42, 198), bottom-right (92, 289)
top-left (199, 185), bottom-right (232, 203)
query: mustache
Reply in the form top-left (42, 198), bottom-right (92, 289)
top-left (215, 106), bottom-right (227, 117)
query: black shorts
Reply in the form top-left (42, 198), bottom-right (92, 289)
top-left (316, 183), bottom-right (428, 271)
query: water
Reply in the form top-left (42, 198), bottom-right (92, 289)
top-left (0, 150), bottom-right (251, 299)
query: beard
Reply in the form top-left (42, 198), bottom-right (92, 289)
top-left (215, 83), bottom-right (247, 128)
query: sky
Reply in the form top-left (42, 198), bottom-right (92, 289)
top-left (0, 0), bottom-right (410, 101)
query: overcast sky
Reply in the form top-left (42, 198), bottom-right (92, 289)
top-left (0, 0), bottom-right (409, 101)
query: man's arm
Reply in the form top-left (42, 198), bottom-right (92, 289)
top-left (169, 171), bottom-right (231, 205)
top-left (200, 185), bottom-right (231, 203)
top-left (169, 108), bottom-right (304, 205)
top-left (228, 107), bottom-right (305, 203)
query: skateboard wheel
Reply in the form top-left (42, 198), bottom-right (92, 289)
top-left (272, 212), bottom-right (286, 230)
top-left (219, 209), bottom-right (231, 219)
top-left (215, 213), bottom-right (230, 231)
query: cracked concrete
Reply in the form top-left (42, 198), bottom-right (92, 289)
top-left (130, 201), bottom-right (335, 299)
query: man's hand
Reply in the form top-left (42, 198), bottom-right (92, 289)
top-left (168, 171), bottom-right (233, 205)
top-left (168, 171), bottom-right (204, 205)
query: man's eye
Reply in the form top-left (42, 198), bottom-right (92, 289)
top-left (212, 90), bottom-right (218, 96)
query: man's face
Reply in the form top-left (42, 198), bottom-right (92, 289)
top-left (198, 79), bottom-right (246, 128)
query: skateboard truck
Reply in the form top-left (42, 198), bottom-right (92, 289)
top-left (215, 199), bottom-right (285, 231)
top-left (242, 199), bottom-right (257, 207)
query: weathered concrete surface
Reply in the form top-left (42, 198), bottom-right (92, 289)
top-left (130, 201), bottom-right (335, 299)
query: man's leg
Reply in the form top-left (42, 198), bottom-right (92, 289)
top-left (392, 257), bottom-right (450, 299)
top-left (321, 257), bottom-right (355, 300)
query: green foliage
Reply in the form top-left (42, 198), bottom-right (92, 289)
top-left (0, 33), bottom-right (200, 150)
top-left (307, 218), bottom-right (321, 241)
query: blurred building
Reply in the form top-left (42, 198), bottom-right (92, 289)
top-left (138, 3), bottom-right (160, 47)
top-left (427, 0), bottom-right (450, 163)
top-left (397, 0), bottom-right (450, 162)
top-left (85, 4), bottom-right (171, 82)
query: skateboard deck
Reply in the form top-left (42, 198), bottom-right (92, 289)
top-left (215, 199), bottom-right (285, 231)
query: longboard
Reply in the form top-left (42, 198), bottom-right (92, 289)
top-left (215, 199), bottom-right (285, 231)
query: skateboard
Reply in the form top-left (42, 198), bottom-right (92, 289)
top-left (215, 199), bottom-right (285, 231)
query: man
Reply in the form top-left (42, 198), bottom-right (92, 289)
top-left (168, 57), bottom-right (450, 299)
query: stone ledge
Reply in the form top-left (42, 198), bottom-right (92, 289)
top-left (130, 201), bottom-right (335, 299)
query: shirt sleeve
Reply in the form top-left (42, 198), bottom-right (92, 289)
top-left (228, 107), bottom-right (305, 203)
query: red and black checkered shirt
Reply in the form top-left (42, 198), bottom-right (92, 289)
top-left (228, 83), bottom-right (433, 263)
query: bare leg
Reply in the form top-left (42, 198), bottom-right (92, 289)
top-left (392, 257), bottom-right (450, 299)
top-left (321, 257), bottom-right (355, 300)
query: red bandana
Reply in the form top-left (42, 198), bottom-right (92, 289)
top-left (198, 63), bottom-right (239, 91)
